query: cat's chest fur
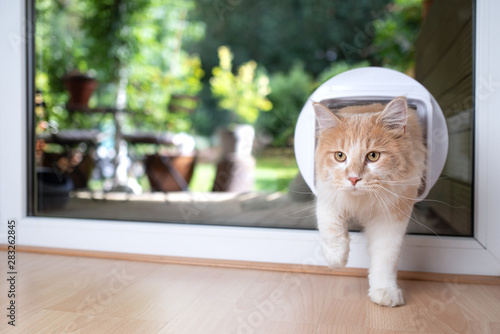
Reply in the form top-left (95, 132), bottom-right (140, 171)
top-left (316, 183), bottom-right (391, 225)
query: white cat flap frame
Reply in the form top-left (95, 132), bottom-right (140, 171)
top-left (294, 67), bottom-right (449, 201)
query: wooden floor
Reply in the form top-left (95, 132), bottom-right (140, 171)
top-left (1, 251), bottom-right (499, 334)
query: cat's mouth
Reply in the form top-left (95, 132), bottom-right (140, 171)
top-left (342, 185), bottom-right (369, 195)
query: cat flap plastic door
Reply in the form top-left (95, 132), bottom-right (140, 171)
top-left (294, 67), bottom-right (448, 201)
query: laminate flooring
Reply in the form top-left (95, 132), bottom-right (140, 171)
top-left (1, 251), bottom-right (499, 333)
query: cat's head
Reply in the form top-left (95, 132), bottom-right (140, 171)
top-left (314, 97), bottom-right (426, 196)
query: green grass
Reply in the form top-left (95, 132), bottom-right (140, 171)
top-left (254, 155), bottom-right (298, 192)
top-left (189, 163), bottom-right (217, 192)
top-left (86, 154), bottom-right (299, 193)
top-left (189, 155), bottom-right (298, 192)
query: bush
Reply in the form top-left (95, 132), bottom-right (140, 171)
top-left (372, 0), bottom-right (423, 73)
top-left (210, 46), bottom-right (272, 124)
top-left (257, 62), bottom-right (314, 147)
top-left (316, 61), bottom-right (370, 86)
top-left (258, 61), bottom-right (373, 147)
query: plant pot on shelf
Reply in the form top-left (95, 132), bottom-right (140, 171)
top-left (212, 125), bottom-right (256, 192)
top-left (63, 71), bottom-right (98, 109)
top-left (144, 153), bottom-right (196, 192)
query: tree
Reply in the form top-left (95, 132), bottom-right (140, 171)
top-left (36, 0), bottom-right (206, 133)
top-left (371, 0), bottom-right (423, 74)
top-left (188, 0), bottom-right (390, 77)
top-left (257, 62), bottom-right (314, 147)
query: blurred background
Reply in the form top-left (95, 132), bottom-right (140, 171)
top-left (33, 0), bottom-right (474, 236)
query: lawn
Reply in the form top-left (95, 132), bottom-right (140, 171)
top-left (87, 153), bottom-right (299, 193)
top-left (190, 154), bottom-right (299, 192)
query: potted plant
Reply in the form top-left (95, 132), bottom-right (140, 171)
top-left (210, 46), bottom-right (272, 192)
top-left (37, 0), bottom-right (205, 193)
top-left (62, 70), bottom-right (98, 109)
top-left (80, 0), bottom-right (204, 192)
top-left (126, 53), bottom-right (205, 192)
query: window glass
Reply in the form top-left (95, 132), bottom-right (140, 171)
top-left (33, 0), bottom-right (474, 236)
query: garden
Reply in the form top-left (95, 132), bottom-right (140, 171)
top-left (35, 0), bottom-right (422, 201)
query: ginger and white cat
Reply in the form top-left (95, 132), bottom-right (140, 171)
top-left (314, 97), bottom-right (426, 307)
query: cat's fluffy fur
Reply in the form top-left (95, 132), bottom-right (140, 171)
top-left (314, 97), bottom-right (426, 307)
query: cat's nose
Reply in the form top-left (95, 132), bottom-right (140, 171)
top-left (348, 177), bottom-right (361, 186)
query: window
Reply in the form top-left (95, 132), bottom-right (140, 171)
top-left (1, 0), bottom-right (499, 275)
top-left (32, 0), bottom-right (474, 237)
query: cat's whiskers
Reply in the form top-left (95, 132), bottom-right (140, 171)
top-left (371, 186), bottom-right (411, 218)
top-left (378, 175), bottom-right (423, 184)
top-left (370, 185), bottom-right (442, 239)
top-left (379, 174), bottom-right (450, 184)
top-left (370, 186), bottom-right (394, 225)
top-left (285, 187), bottom-right (315, 195)
top-left (377, 180), bottom-right (422, 187)
top-left (377, 175), bottom-right (452, 194)
top-left (285, 203), bottom-right (317, 219)
top-left (373, 184), bottom-right (419, 201)
top-left (375, 185), bottom-right (413, 214)
top-left (368, 193), bottom-right (375, 218)
top-left (373, 183), bottom-right (460, 208)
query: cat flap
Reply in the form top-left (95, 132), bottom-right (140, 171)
top-left (294, 67), bottom-right (448, 202)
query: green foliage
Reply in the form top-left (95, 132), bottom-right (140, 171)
top-left (35, 0), bottom-right (91, 129)
top-left (316, 61), bottom-right (371, 86)
top-left (189, 0), bottom-right (390, 77)
top-left (35, 0), bottom-right (205, 133)
top-left (210, 46), bottom-right (272, 124)
top-left (372, 0), bottom-right (423, 72)
top-left (36, 0), bottom-right (423, 144)
top-left (254, 154), bottom-right (299, 192)
top-left (82, 0), bottom-right (151, 84)
top-left (126, 53), bottom-right (205, 133)
top-left (120, 0), bottom-right (205, 132)
top-left (256, 61), bottom-right (372, 147)
top-left (189, 162), bottom-right (216, 192)
top-left (188, 0), bottom-right (398, 136)
top-left (257, 63), bottom-right (314, 147)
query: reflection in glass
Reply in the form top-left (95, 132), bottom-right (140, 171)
top-left (33, 0), bottom-right (473, 236)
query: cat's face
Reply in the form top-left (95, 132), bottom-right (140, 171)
top-left (314, 97), bottom-right (425, 196)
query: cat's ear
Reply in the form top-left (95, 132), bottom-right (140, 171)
top-left (313, 102), bottom-right (340, 130)
top-left (378, 97), bottom-right (408, 130)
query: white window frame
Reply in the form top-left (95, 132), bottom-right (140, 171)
top-left (1, 0), bottom-right (499, 276)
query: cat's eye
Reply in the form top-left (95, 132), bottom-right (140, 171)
top-left (334, 152), bottom-right (347, 162)
top-left (366, 152), bottom-right (380, 162)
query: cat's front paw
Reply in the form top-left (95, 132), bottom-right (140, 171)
top-left (321, 241), bottom-right (349, 269)
top-left (368, 287), bottom-right (404, 307)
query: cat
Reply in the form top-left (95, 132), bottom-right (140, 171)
top-left (313, 96), bottom-right (426, 307)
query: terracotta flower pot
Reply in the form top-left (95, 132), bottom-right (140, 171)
top-left (144, 153), bottom-right (196, 192)
top-left (63, 72), bottom-right (98, 109)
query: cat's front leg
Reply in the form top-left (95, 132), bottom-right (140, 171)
top-left (364, 216), bottom-right (409, 307)
top-left (316, 200), bottom-right (350, 269)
